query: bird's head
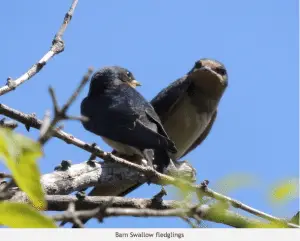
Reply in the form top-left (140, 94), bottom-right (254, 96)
top-left (88, 66), bottom-right (141, 96)
top-left (188, 58), bottom-right (228, 97)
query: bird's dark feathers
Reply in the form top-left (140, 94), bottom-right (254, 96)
top-left (87, 66), bottom-right (135, 96)
top-left (144, 108), bottom-right (177, 153)
top-left (82, 84), bottom-right (175, 152)
top-left (151, 76), bottom-right (191, 123)
top-left (81, 66), bottom-right (177, 162)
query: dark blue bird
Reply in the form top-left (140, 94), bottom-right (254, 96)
top-left (81, 66), bottom-right (177, 172)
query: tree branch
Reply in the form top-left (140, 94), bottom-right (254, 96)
top-left (8, 158), bottom-right (194, 204)
top-left (0, 103), bottom-right (297, 228)
top-left (47, 195), bottom-right (285, 228)
top-left (0, 0), bottom-right (79, 96)
top-left (46, 195), bottom-right (181, 211)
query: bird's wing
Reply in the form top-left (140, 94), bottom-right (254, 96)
top-left (150, 75), bottom-right (192, 123)
top-left (180, 110), bottom-right (217, 158)
top-left (137, 109), bottom-right (177, 153)
top-left (145, 107), bottom-right (171, 139)
top-left (93, 105), bottom-right (175, 151)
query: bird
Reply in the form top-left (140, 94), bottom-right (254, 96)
top-left (81, 66), bottom-right (177, 173)
top-left (70, 66), bottom-right (178, 228)
top-left (151, 58), bottom-right (228, 159)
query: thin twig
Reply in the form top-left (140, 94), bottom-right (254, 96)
top-left (38, 68), bottom-right (93, 145)
top-left (39, 110), bottom-right (51, 137)
top-left (49, 88), bottom-right (59, 114)
top-left (0, 103), bottom-right (298, 228)
top-left (61, 69), bottom-right (92, 114)
top-left (55, 0), bottom-right (79, 40)
top-left (0, 0), bottom-right (79, 96)
top-left (64, 202), bottom-right (85, 228)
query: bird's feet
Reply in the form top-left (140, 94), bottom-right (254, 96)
top-left (165, 160), bottom-right (197, 183)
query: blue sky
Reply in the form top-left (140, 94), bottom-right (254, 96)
top-left (0, 0), bottom-right (298, 228)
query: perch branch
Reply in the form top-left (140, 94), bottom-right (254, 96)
top-left (0, 104), bottom-right (298, 228)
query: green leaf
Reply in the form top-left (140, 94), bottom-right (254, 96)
top-left (0, 128), bottom-right (45, 209)
top-left (290, 211), bottom-right (299, 225)
top-left (0, 202), bottom-right (56, 228)
top-left (270, 178), bottom-right (299, 204)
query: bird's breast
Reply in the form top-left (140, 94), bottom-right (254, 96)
top-left (163, 94), bottom-right (216, 159)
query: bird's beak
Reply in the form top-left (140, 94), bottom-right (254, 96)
top-left (128, 80), bottom-right (142, 88)
top-left (200, 66), bottom-right (228, 87)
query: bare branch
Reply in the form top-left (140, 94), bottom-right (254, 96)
top-left (55, 0), bottom-right (79, 41)
top-left (38, 68), bottom-right (93, 145)
top-left (61, 68), bottom-right (93, 114)
top-left (0, 0), bottom-right (79, 96)
top-left (39, 110), bottom-right (51, 137)
top-left (47, 195), bottom-right (283, 228)
top-left (66, 115), bottom-right (89, 122)
top-left (8, 160), bottom-right (149, 200)
top-left (61, 202), bottom-right (85, 228)
top-left (49, 88), bottom-right (59, 114)
top-left (0, 103), bottom-right (297, 228)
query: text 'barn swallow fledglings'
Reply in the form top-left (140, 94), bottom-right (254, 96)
top-left (80, 66), bottom-right (177, 173)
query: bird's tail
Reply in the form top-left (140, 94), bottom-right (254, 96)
top-left (117, 183), bottom-right (144, 196)
top-left (165, 139), bottom-right (177, 154)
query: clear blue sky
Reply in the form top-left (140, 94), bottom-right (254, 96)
top-left (0, 0), bottom-right (298, 228)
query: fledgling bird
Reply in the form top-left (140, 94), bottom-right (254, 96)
top-left (72, 66), bottom-right (178, 228)
top-left (81, 66), bottom-right (177, 173)
top-left (151, 58), bottom-right (228, 159)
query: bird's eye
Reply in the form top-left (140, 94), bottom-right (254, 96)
top-left (215, 67), bottom-right (227, 76)
top-left (126, 71), bottom-right (132, 79)
top-left (194, 61), bottom-right (202, 69)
